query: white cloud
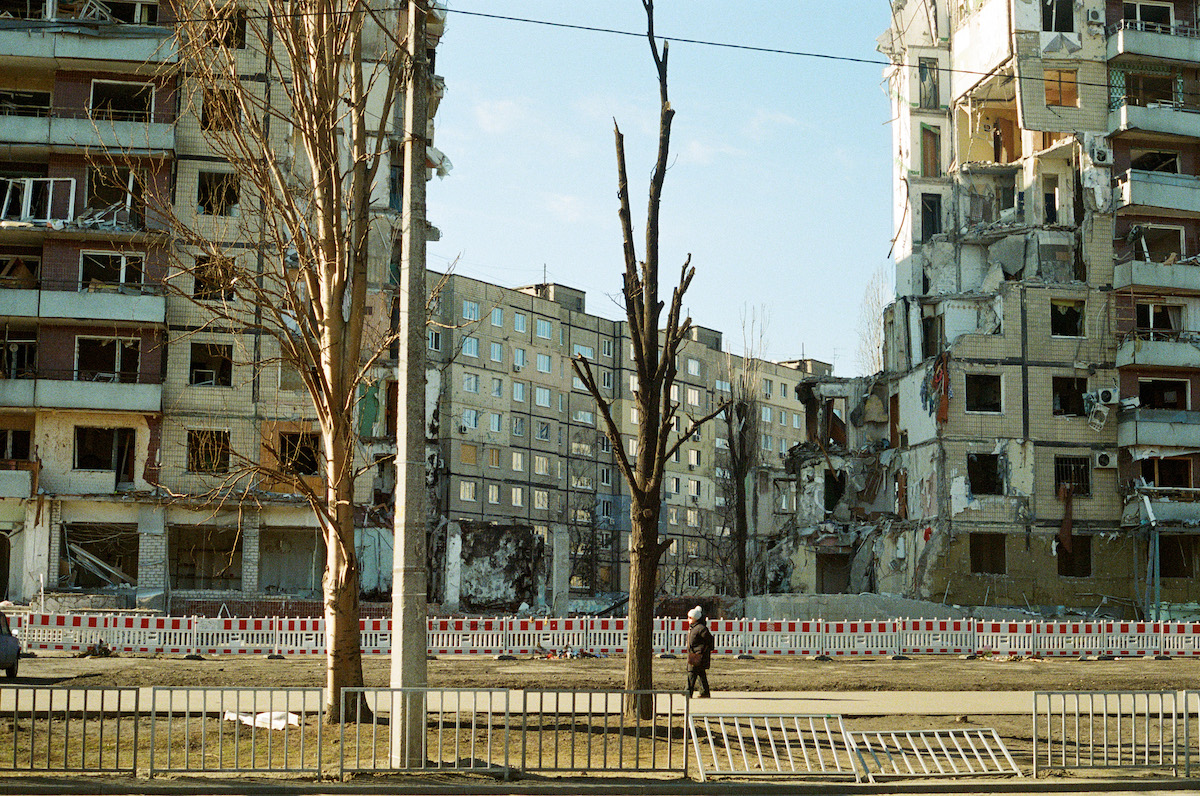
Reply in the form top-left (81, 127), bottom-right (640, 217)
top-left (544, 192), bottom-right (586, 224)
top-left (677, 138), bottom-right (744, 166)
top-left (742, 109), bottom-right (802, 140)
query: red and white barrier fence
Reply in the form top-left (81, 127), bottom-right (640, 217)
top-left (10, 613), bottom-right (1200, 658)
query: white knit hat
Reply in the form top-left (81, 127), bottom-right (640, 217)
top-left (687, 606), bottom-right (703, 621)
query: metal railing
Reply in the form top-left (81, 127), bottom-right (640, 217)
top-left (0, 686), bottom-right (139, 773)
top-left (339, 687), bottom-right (512, 776)
top-left (846, 727), bottom-right (1021, 782)
top-left (519, 689), bottom-right (688, 775)
top-left (148, 687), bottom-right (323, 777)
top-left (1032, 690), bottom-right (1179, 777)
top-left (688, 713), bottom-right (857, 783)
top-left (1109, 18), bottom-right (1200, 39)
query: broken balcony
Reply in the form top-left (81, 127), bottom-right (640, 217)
top-left (0, 0), bottom-right (176, 65)
top-left (1117, 331), bottom-right (1200, 369)
top-left (1123, 486), bottom-right (1200, 527)
top-left (1116, 169), bottom-right (1200, 216)
top-left (0, 363), bottom-right (160, 413)
top-left (1114, 260), bottom-right (1200, 292)
top-left (1109, 67), bottom-right (1200, 138)
top-left (0, 276), bottom-right (165, 325)
top-left (1118, 408), bottom-right (1200, 449)
top-left (0, 460), bottom-right (37, 499)
top-left (1108, 18), bottom-right (1200, 66)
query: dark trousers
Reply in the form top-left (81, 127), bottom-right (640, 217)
top-left (687, 668), bottom-right (710, 697)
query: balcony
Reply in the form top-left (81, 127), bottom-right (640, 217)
top-left (0, 112), bottom-right (174, 154)
top-left (1109, 101), bottom-right (1200, 140)
top-left (1117, 332), bottom-right (1200, 369)
top-left (1118, 408), bottom-right (1200, 448)
top-left (0, 461), bottom-right (36, 500)
top-left (0, 16), bottom-right (175, 66)
top-left (1108, 19), bottom-right (1200, 65)
top-left (1, 177), bottom-right (161, 234)
top-left (1114, 260), bottom-right (1200, 293)
top-left (1124, 486), bottom-right (1200, 526)
top-left (1116, 169), bottom-right (1200, 217)
top-left (0, 280), bottom-right (164, 324)
top-left (0, 369), bottom-right (160, 412)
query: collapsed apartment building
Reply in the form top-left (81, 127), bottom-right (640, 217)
top-left (802, 0), bottom-right (1200, 617)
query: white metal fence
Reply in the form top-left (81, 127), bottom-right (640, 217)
top-left (14, 613), bottom-right (1200, 659)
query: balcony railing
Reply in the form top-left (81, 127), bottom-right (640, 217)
top-left (0, 277), bottom-right (163, 295)
top-left (1109, 18), bottom-right (1200, 39)
top-left (0, 366), bottom-right (159, 385)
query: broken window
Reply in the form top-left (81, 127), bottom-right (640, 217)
top-left (204, 6), bottom-right (247, 48)
top-left (258, 527), bottom-right (323, 594)
top-left (80, 251), bottom-right (143, 291)
top-left (1051, 377), bottom-right (1087, 417)
top-left (76, 337), bottom-right (139, 383)
top-left (73, 427), bottom-right (135, 485)
top-left (197, 171), bottom-right (239, 216)
top-left (187, 429), bottom-right (230, 473)
top-left (816, 552), bottom-right (852, 594)
top-left (1159, 535), bottom-right (1196, 578)
top-left (90, 81), bottom-right (153, 122)
top-left (1135, 225), bottom-right (1185, 263)
top-left (62, 523), bottom-right (138, 588)
top-left (0, 428), bottom-right (30, 460)
top-left (0, 328), bottom-right (36, 379)
top-left (1136, 302), bottom-right (1183, 338)
top-left (1050, 300), bottom-right (1084, 337)
top-left (1121, 70), bottom-right (1175, 107)
top-left (105, 0), bottom-right (158, 23)
top-left (168, 525), bottom-right (242, 589)
top-left (1142, 457), bottom-right (1191, 488)
top-left (965, 374), bottom-right (1002, 413)
top-left (279, 432), bottom-right (319, 476)
top-left (0, 254), bottom-right (39, 289)
top-left (921, 314), bottom-right (943, 359)
top-left (200, 88), bottom-right (239, 132)
top-left (966, 453), bottom-right (1003, 495)
top-left (193, 255), bottom-right (235, 301)
top-left (0, 0), bottom-right (44, 20)
top-left (1131, 149), bottom-right (1180, 173)
top-left (920, 193), bottom-right (942, 242)
top-left (189, 343), bottom-right (233, 386)
top-left (1044, 69), bottom-right (1078, 107)
top-left (0, 90), bottom-right (50, 117)
top-left (1043, 0), bottom-right (1074, 31)
top-left (1057, 534), bottom-right (1092, 578)
top-left (918, 57), bottom-right (940, 109)
top-left (1124, 2), bottom-right (1173, 27)
top-left (1140, 379), bottom-right (1189, 410)
top-left (969, 532), bottom-right (1006, 574)
top-left (1054, 455), bottom-right (1091, 496)
top-left (87, 166), bottom-right (144, 225)
top-left (1043, 175), bottom-right (1059, 224)
top-left (920, 125), bottom-right (941, 178)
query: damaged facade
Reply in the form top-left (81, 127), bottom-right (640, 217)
top-left (869, 0), bottom-right (1200, 616)
top-left (0, 2), bottom-right (447, 610)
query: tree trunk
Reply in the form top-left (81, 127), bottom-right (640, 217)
top-left (323, 417), bottom-right (366, 721)
top-left (625, 496), bottom-right (659, 718)
top-left (733, 469), bottom-right (749, 598)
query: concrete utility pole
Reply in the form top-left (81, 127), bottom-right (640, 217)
top-left (391, 0), bottom-right (429, 766)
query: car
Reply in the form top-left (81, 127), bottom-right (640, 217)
top-left (0, 612), bottom-right (20, 678)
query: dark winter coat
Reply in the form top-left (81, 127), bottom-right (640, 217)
top-left (686, 620), bottom-right (714, 671)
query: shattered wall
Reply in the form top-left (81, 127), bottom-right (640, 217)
top-left (439, 520), bottom-right (544, 614)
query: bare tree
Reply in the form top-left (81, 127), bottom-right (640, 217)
top-left (571, 0), bottom-right (724, 712)
top-left (123, 0), bottom-right (442, 719)
top-left (856, 264), bottom-right (893, 375)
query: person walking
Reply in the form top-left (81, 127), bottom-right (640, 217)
top-left (686, 605), bottom-right (714, 698)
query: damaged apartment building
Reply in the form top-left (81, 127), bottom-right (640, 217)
top-left (871, 0), bottom-right (1200, 615)
top-left (0, 1), bottom-right (448, 610)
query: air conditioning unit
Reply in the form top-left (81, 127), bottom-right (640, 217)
top-left (1086, 7), bottom-right (1104, 25)
top-left (1095, 387), bottom-right (1119, 405)
top-left (458, 424), bottom-right (468, 434)
top-left (1094, 450), bottom-right (1118, 469)
top-left (687, 464), bottom-right (695, 471)
top-left (513, 364), bottom-right (522, 372)
top-left (1090, 143), bottom-right (1113, 166)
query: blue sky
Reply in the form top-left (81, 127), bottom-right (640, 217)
top-left (427, 2), bottom-right (896, 375)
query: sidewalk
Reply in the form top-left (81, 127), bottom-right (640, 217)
top-left (693, 690), bottom-right (1034, 715)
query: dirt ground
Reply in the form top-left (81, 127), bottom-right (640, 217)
top-left (17, 650), bottom-right (1200, 693)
